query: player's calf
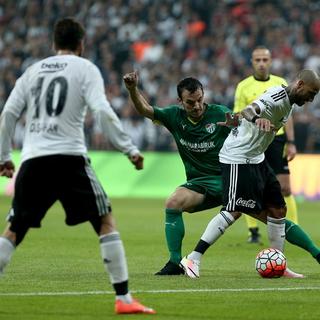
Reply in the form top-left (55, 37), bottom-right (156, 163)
top-left (0, 237), bottom-right (15, 275)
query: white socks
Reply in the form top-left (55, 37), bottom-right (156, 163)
top-left (267, 216), bottom-right (286, 252)
top-left (100, 232), bottom-right (128, 284)
top-left (0, 237), bottom-right (15, 275)
top-left (200, 211), bottom-right (235, 245)
top-left (188, 211), bottom-right (235, 261)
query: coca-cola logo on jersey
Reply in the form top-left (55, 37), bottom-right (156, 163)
top-left (236, 198), bottom-right (256, 208)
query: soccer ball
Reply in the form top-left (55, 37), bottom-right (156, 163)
top-left (255, 248), bottom-right (287, 278)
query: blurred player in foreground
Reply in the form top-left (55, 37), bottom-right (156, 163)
top-left (0, 17), bottom-right (155, 315)
top-left (181, 69), bottom-right (320, 279)
top-left (234, 46), bottom-right (298, 244)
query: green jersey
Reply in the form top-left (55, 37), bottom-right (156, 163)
top-left (153, 103), bottom-right (231, 180)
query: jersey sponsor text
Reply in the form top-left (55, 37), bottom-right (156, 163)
top-left (179, 138), bottom-right (215, 152)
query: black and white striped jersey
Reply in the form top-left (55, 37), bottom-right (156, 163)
top-left (220, 86), bottom-right (292, 164)
top-left (0, 54), bottom-right (139, 163)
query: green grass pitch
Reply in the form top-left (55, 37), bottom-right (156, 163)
top-left (0, 196), bottom-right (319, 319)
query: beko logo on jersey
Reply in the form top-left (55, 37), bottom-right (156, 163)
top-left (41, 62), bottom-right (67, 71)
top-left (236, 198), bottom-right (256, 208)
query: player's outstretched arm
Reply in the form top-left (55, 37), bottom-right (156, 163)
top-left (123, 71), bottom-right (154, 120)
top-left (241, 103), bottom-right (275, 132)
top-left (217, 112), bottom-right (241, 127)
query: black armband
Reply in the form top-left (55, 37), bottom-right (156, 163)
top-left (251, 115), bottom-right (260, 123)
top-left (287, 140), bottom-right (295, 145)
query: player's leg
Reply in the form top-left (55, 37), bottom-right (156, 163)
top-left (245, 215), bottom-right (261, 243)
top-left (263, 162), bottom-right (287, 252)
top-left (155, 187), bottom-right (204, 275)
top-left (265, 207), bottom-right (286, 252)
top-left (181, 163), bottom-right (251, 278)
top-left (0, 220), bottom-right (31, 275)
top-left (0, 224), bottom-right (16, 275)
top-left (277, 173), bottom-right (298, 224)
top-left (69, 156), bottom-right (155, 314)
top-left (181, 210), bottom-right (240, 278)
top-left (263, 162), bottom-right (304, 278)
top-left (1, 157), bottom-right (55, 275)
top-left (247, 212), bottom-right (320, 264)
top-left (88, 213), bottom-right (154, 314)
top-left (285, 219), bottom-right (320, 263)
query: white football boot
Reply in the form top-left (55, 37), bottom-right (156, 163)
top-left (283, 267), bottom-right (305, 278)
top-left (180, 256), bottom-right (200, 278)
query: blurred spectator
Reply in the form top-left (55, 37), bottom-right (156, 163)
top-left (0, 0), bottom-right (319, 152)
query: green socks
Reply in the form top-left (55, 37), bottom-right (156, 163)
top-left (165, 208), bottom-right (184, 265)
top-left (285, 219), bottom-right (320, 259)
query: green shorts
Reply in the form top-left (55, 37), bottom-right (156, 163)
top-left (180, 176), bottom-right (223, 212)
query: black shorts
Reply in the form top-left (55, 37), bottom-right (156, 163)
top-left (221, 161), bottom-right (286, 215)
top-left (265, 134), bottom-right (289, 175)
top-left (8, 155), bottom-right (111, 232)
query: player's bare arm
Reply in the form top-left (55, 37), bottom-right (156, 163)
top-left (217, 112), bottom-right (241, 127)
top-left (241, 103), bottom-right (275, 132)
top-left (123, 71), bottom-right (154, 120)
top-left (284, 116), bottom-right (296, 161)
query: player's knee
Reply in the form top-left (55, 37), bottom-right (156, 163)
top-left (267, 206), bottom-right (286, 219)
top-left (98, 214), bottom-right (116, 235)
top-left (7, 225), bottom-right (25, 247)
top-left (165, 197), bottom-right (183, 210)
top-left (230, 211), bottom-right (242, 220)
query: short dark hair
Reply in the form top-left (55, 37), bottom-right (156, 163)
top-left (53, 17), bottom-right (85, 51)
top-left (177, 77), bottom-right (203, 99)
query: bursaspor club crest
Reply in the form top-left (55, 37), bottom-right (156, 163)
top-left (205, 123), bottom-right (216, 133)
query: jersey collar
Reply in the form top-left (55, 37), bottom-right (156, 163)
top-left (187, 103), bottom-right (208, 124)
top-left (253, 75), bottom-right (270, 82)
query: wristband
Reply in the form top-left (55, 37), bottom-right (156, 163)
top-left (251, 115), bottom-right (260, 123)
top-left (287, 140), bottom-right (295, 144)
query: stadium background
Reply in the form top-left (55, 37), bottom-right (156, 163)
top-left (1, 0), bottom-right (320, 153)
top-left (0, 2), bottom-right (320, 319)
top-left (0, 0), bottom-right (319, 199)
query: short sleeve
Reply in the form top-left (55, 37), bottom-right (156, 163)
top-left (153, 105), bottom-right (179, 130)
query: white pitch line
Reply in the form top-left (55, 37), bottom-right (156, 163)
top-left (0, 287), bottom-right (320, 297)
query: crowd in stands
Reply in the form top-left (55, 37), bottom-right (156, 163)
top-left (1, 0), bottom-right (320, 152)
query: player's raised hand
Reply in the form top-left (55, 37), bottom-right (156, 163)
top-left (217, 112), bottom-right (241, 128)
top-left (129, 153), bottom-right (144, 170)
top-left (123, 71), bottom-right (138, 90)
top-left (0, 160), bottom-right (15, 178)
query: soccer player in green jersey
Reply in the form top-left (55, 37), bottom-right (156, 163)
top-left (123, 71), bottom-right (232, 275)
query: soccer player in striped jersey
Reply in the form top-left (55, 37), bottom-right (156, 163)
top-left (0, 17), bottom-right (155, 315)
top-left (234, 46), bottom-right (298, 244)
top-left (181, 70), bottom-right (320, 279)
